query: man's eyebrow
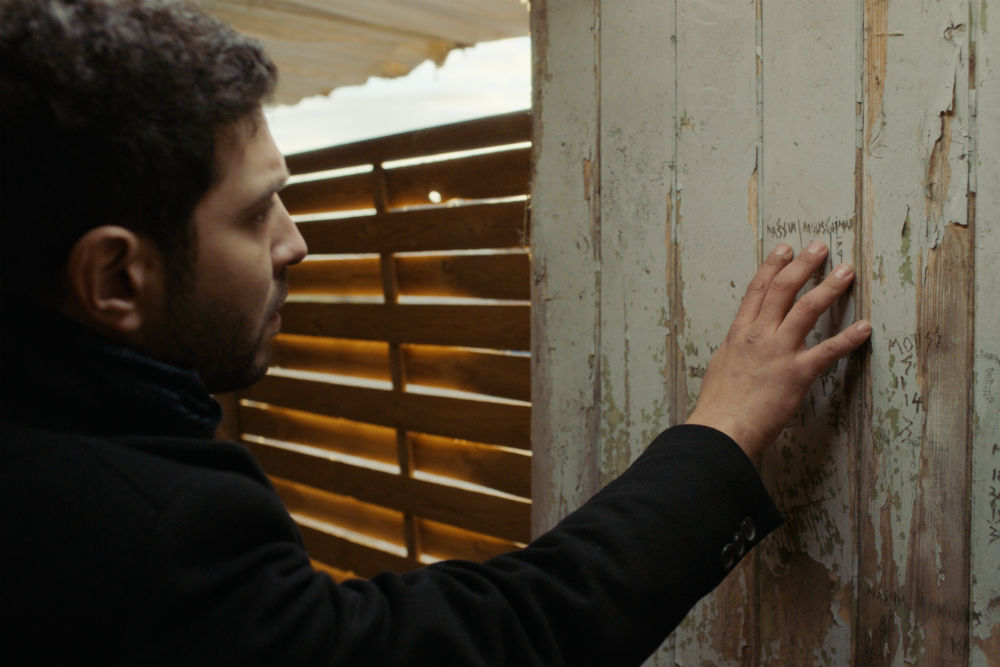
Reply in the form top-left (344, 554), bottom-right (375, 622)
top-left (241, 172), bottom-right (290, 216)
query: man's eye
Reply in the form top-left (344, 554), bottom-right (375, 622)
top-left (252, 197), bottom-right (276, 224)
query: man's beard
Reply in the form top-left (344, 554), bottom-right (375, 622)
top-left (151, 271), bottom-right (287, 394)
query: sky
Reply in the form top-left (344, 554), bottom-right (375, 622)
top-left (264, 36), bottom-right (531, 156)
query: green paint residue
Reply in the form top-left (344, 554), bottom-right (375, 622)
top-left (599, 357), bottom-right (631, 485)
top-left (678, 109), bottom-right (695, 131)
top-left (983, 0), bottom-right (988, 33)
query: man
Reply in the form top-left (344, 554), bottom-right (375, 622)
top-left (0, 1), bottom-right (872, 664)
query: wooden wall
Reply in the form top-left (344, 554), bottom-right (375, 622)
top-left (220, 112), bottom-right (533, 580)
top-left (531, 1), bottom-right (999, 665)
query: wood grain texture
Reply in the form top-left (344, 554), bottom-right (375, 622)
top-left (757, 1), bottom-right (860, 665)
top-left (280, 171), bottom-right (374, 216)
top-left (384, 146), bottom-right (531, 208)
top-left (269, 334), bottom-right (391, 382)
top-left (529, 1), bottom-right (989, 665)
top-left (858, 1), bottom-right (974, 664)
top-left (402, 345), bottom-right (531, 403)
top-left (970, 3), bottom-right (1000, 664)
top-left (245, 440), bottom-right (531, 542)
top-left (297, 523), bottom-right (417, 579)
top-left (272, 477), bottom-right (406, 551)
top-left (667, 0), bottom-right (761, 663)
top-left (530, 0), bottom-right (603, 538)
top-left (297, 200), bottom-right (529, 254)
top-left (395, 252), bottom-right (530, 301)
top-left (240, 111), bottom-right (533, 578)
top-left (417, 517), bottom-right (523, 563)
top-left (244, 374), bottom-right (530, 448)
top-left (287, 257), bottom-right (383, 296)
top-left (282, 147), bottom-right (530, 215)
top-left (285, 110), bottom-right (530, 175)
top-left (279, 302), bottom-right (530, 350)
top-left (240, 402), bottom-right (399, 465)
top-left (409, 432), bottom-right (532, 499)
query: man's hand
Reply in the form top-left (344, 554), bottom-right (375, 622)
top-left (685, 241), bottom-right (871, 464)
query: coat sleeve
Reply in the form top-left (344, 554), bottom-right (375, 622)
top-left (125, 425), bottom-right (782, 666)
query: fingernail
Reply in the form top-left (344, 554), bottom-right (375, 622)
top-left (833, 263), bottom-right (853, 279)
top-left (855, 321), bottom-right (872, 334)
top-left (775, 243), bottom-right (792, 259)
top-left (807, 241), bottom-right (827, 255)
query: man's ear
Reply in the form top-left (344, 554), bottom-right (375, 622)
top-left (62, 226), bottom-right (163, 336)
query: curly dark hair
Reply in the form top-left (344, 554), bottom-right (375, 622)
top-left (0, 0), bottom-right (277, 296)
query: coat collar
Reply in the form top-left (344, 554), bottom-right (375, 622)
top-left (1, 300), bottom-right (221, 439)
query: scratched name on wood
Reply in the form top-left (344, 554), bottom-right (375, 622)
top-left (765, 216), bottom-right (855, 264)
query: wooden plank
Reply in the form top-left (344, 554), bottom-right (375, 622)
top-left (858, 1), bottom-right (973, 664)
top-left (246, 440), bottom-right (531, 542)
top-left (244, 374), bottom-right (531, 449)
top-left (404, 391), bottom-right (530, 450)
top-left (410, 432), bottom-right (531, 499)
top-left (280, 171), bottom-right (374, 216)
top-left (297, 523), bottom-right (417, 579)
top-left (395, 252), bottom-right (530, 301)
top-left (244, 376), bottom-right (392, 434)
top-left (280, 302), bottom-right (530, 351)
top-left (756, 2), bottom-right (861, 664)
top-left (668, 0), bottom-right (760, 662)
top-left (383, 146), bottom-right (531, 209)
top-left (286, 110), bottom-right (531, 175)
top-left (970, 1), bottom-right (1000, 663)
top-left (596, 0), bottom-right (674, 492)
top-left (272, 477), bottom-right (405, 551)
top-left (287, 257), bottom-right (382, 296)
top-left (269, 334), bottom-right (390, 382)
top-left (213, 391), bottom-right (242, 443)
top-left (402, 344), bottom-right (530, 403)
top-left (417, 517), bottom-right (522, 564)
top-left (529, 0), bottom-right (603, 539)
top-left (297, 200), bottom-right (529, 254)
top-left (911, 223), bottom-right (973, 663)
top-left (240, 402), bottom-right (399, 465)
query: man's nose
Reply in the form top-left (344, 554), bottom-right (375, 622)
top-left (273, 195), bottom-right (308, 269)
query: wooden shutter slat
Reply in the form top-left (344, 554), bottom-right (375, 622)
top-left (403, 345), bottom-right (530, 403)
top-left (280, 302), bottom-right (529, 351)
top-left (243, 375), bottom-right (530, 448)
top-left (240, 403), bottom-right (398, 465)
top-left (246, 441), bottom-right (531, 542)
top-left (417, 517), bottom-right (521, 563)
top-left (269, 334), bottom-right (391, 382)
top-left (298, 523), bottom-right (417, 579)
top-left (298, 200), bottom-right (529, 254)
top-left (244, 376), bottom-right (394, 431)
top-left (410, 432), bottom-right (531, 499)
top-left (287, 257), bottom-right (382, 295)
top-left (280, 171), bottom-right (374, 216)
top-left (286, 110), bottom-right (531, 175)
top-left (272, 477), bottom-right (404, 550)
top-left (395, 252), bottom-right (530, 300)
top-left (403, 391), bottom-right (530, 450)
top-left (384, 147), bottom-right (531, 209)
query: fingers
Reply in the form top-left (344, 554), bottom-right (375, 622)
top-left (799, 320), bottom-right (872, 376)
top-left (731, 243), bottom-right (794, 329)
top-left (778, 261), bottom-right (857, 342)
top-left (756, 241), bottom-right (830, 327)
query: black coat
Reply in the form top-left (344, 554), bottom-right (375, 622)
top-left (1, 308), bottom-right (782, 665)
